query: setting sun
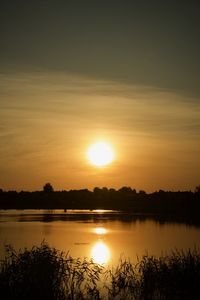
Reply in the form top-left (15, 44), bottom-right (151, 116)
top-left (87, 141), bottom-right (114, 167)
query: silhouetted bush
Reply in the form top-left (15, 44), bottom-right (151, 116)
top-left (138, 249), bottom-right (200, 299)
top-left (1, 244), bottom-right (200, 299)
top-left (0, 243), bottom-right (103, 300)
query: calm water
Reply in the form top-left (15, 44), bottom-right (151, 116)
top-left (0, 210), bottom-right (200, 266)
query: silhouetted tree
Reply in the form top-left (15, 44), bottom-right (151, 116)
top-left (158, 189), bottom-right (165, 193)
top-left (102, 187), bottom-right (108, 193)
top-left (139, 190), bottom-right (146, 195)
top-left (43, 183), bottom-right (54, 193)
top-left (195, 185), bottom-right (200, 194)
top-left (93, 187), bottom-right (101, 194)
top-left (118, 186), bottom-right (133, 193)
top-left (109, 188), bottom-right (116, 193)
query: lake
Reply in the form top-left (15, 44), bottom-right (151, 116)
top-left (0, 210), bottom-right (200, 266)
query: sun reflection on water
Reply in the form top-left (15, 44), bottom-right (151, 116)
top-left (94, 227), bottom-right (107, 235)
top-left (91, 240), bottom-right (110, 264)
top-left (91, 226), bottom-right (110, 264)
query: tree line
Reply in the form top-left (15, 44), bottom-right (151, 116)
top-left (0, 184), bottom-right (200, 223)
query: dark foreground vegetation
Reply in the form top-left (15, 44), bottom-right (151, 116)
top-left (1, 243), bottom-right (200, 300)
top-left (1, 184), bottom-right (200, 225)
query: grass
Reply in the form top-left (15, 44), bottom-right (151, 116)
top-left (0, 243), bottom-right (200, 299)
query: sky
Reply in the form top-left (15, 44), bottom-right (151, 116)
top-left (0, 0), bottom-right (200, 192)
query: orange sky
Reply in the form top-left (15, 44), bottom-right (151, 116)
top-left (0, 71), bottom-right (199, 192)
top-left (1, 1), bottom-right (200, 192)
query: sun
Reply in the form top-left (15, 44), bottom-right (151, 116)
top-left (87, 141), bottom-right (114, 167)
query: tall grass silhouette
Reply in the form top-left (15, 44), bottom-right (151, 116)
top-left (0, 243), bottom-right (200, 299)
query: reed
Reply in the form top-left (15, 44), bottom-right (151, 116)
top-left (0, 243), bottom-right (200, 299)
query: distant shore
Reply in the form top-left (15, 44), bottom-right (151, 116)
top-left (0, 188), bottom-right (200, 226)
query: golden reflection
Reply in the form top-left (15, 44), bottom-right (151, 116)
top-left (94, 209), bottom-right (105, 213)
top-left (94, 227), bottom-right (107, 235)
top-left (91, 240), bottom-right (110, 264)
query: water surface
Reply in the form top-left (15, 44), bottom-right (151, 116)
top-left (0, 210), bottom-right (200, 266)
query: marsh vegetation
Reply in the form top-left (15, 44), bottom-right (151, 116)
top-left (1, 243), bottom-right (200, 299)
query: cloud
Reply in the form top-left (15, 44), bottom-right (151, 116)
top-left (0, 70), bottom-right (200, 139)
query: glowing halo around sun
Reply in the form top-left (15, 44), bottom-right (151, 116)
top-left (87, 141), bottom-right (114, 167)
